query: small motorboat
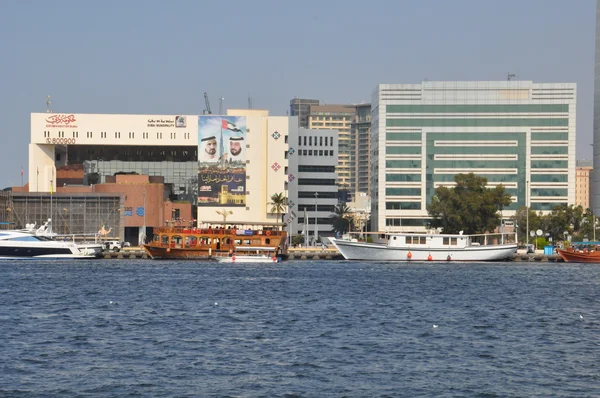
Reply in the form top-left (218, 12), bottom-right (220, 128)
top-left (215, 246), bottom-right (281, 263)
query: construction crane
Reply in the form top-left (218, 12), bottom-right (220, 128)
top-left (204, 92), bottom-right (212, 115)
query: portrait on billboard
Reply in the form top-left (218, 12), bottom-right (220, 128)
top-left (198, 116), bottom-right (246, 206)
top-left (175, 115), bottom-right (186, 127)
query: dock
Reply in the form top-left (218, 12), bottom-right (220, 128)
top-left (101, 248), bottom-right (564, 262)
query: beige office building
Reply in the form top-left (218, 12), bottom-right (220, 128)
top-left (576, 160), bottom-right (593, 210)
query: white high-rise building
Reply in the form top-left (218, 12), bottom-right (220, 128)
top-left (371, 81), bottom-right (576, 232)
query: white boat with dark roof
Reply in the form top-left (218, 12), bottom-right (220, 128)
top-left (329, 231), bottom-right (517, 262)
top-left (0, 229), bottom-right (101, 259)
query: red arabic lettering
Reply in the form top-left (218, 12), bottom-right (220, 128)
top-left (45, 114), bottom-right (77, 125)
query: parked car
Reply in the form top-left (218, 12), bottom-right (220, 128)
top-left (104, 241), bottom-right (122, 252)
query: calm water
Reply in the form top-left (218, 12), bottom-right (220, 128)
top-left (1, 260), bottom-right (599, 397)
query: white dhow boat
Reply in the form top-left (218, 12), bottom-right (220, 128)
top-left (0, 229), bottom-right (101, 259)
top-left (329, 231), bottom-right (517, 262)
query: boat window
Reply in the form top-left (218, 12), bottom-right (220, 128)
top-left (200, 237), bottom-right (211, 245)
top-left (443, 237), bottom-right (449, 245)
top-left (265, 238), bottom-right (270, 245)
top-left (234, 239), bottom-right (242, 245)
top-left (407, 236), bottom-right (425, 245)
top-left (244, 239), bottom-right (251, 245)
top-left (161, 235), bottom-right (169, 245)
top-left (190, 236), bottom-right (198, 246)
top-left (153, 235), bottom-right (159, 242)
top-left (451, 238), bottom-right (457, 245)
top-left (7, 236), bottom-right (45, 242)
top-left (172, 235), bottom-right (183, 245)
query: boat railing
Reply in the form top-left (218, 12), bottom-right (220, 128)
top-left (153, 226), bottom-right (285, 237)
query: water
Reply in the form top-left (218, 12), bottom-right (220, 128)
top-left (1, 260), bottom-right (599, 397)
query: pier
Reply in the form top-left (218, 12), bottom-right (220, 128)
top-left (103, 248), bottom-right (564, 262)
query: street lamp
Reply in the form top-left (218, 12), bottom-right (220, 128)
top-left (142, 190), bottom-right (146, 244)
top-left (526, 180), bottom-right (529, 248)
top-left (314, 191), bottom-right (319, 246)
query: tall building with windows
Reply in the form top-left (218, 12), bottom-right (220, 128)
top-left (371, 81), bottom-right (576, 232)
top-left (286, 128), bottom-right (338, 242)
top-left (308, 105), bottom-right (354, 196)
top-left (290, 98), bottom-right (320, 128)
top-left (576, 160), bottom-right (593, 210)
top-left (351, 103), bottom-right (372, 195)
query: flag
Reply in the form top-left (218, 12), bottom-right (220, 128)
top-left (222, 119), bottom-right (242, 132)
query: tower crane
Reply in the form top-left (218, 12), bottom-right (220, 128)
top-left (204, 92), bottom-right (212, 115)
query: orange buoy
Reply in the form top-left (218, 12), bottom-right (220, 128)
top-left (272, 256), bottom-right (277, 262)
top-left (232, 255), bottom-right (236, 261)
top-left (428, 254), bottom-right (432, 261)
top-left (407, 251), bottom-right (412, 259)
top-left (266, 231), bottom-right (271, 236)
top-left (446, 255), bottom-right (451, 261)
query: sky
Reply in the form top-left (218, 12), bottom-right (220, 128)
top-left (0, 0), bottom-right (595, 188)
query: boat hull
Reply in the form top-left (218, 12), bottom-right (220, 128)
top-left (556, 249), bottom-right (600, 263)
top-left (330, 239), bottom-right (517, 262)
top-left (216, 255), bottom-right (280, 263)
top-left (142, 245), bottom-right (213, 260)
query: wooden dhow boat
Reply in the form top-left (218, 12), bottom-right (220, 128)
top-left (142, 221), bottom-right (288, 260)
top-left (556, 242), bottom-right (600, 263)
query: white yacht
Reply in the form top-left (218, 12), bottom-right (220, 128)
top-left (0, 229), bottom-right (101, 259)
top-left (329, 231), bottom-right (517, 262)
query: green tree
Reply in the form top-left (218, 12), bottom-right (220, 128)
top-left (329, 203), bottom-right (352, 236)
top-left (427, 173), bottom-right (512, 234)
top-left (268, 193), bottom-right (287, 230)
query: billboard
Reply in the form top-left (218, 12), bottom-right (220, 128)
top-left (198, 116), bottom-right (246, 206)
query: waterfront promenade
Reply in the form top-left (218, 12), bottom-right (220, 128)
top-left (106, 247), bottom-right (563, 262)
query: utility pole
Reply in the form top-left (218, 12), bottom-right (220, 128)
top-left (526, 180), bottom-right (529, 249)
top-left (314, 192), bottom-right (319, 245)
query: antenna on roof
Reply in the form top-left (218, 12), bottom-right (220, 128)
top-left (46, 95), bottom-right (52, 113)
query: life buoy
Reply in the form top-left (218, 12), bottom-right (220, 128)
top-left (272, 256), bottom-right (277, 262)
top-left (266, 231), bottom-right (271, 236)
top-left (428, 254), bottom-right (432, 261)
top-left (407, 251), bottom-right (412, 259)
top-left (232, 255), bottom-right (236, 261)
top-left (447, 255), bottom-right (451, 261)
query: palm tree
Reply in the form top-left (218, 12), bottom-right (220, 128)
top-left (329, 203), bottom-right (352, 236)
top-left (216, 208), bottom-right (233, 224)
top-left (268, 193), bottom-right (287, 230)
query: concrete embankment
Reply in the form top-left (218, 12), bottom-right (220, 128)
top-left (104, 248), bottom-right (563, 262)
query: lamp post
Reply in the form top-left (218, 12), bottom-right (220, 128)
top-left (314, 191), bottom-right (319, 246)
top-left (526, 180), bottom-right (529, 248)
top-left (142, 190), bottom-right (146, 244)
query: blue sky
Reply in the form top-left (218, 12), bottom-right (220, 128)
top-left (0, 0), bottom-right (595, 188)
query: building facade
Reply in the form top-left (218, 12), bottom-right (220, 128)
top-left (371, 81), bottom-right (576, 232)
top-left (286, 128), bottom-right (338, 243)
top-left (308, 105), bottom-right (355, 196)
top-left (290, 98), bottom-right (320, 128)
top-left (351, 103), bottom-right (372, 195)
top-left (576, 160), bottom-right (593, 210)
top-left (29, 111), bottom-right (294, 231)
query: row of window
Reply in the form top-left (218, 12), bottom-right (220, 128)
top-left (298, 136), bottom-right (334, 147)
top-left (298, 150), bottom-right (335, 157)
top-left (43, 131), bottom-right (192, 140)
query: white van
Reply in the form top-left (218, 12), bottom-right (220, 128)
top-left (104, 241), bottom-right (122, 252)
